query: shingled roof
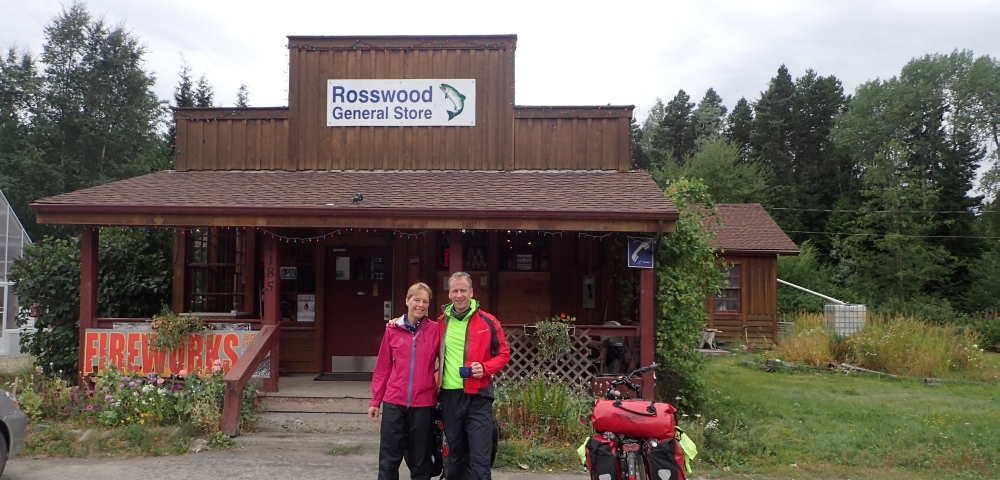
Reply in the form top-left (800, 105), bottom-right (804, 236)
top-left (709, 204), bottom-right (798, 255)
top-left (31, 170), bottom-right (678, 232)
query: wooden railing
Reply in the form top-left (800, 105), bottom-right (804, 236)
top-left (220, 324), bottom-right (280, 436)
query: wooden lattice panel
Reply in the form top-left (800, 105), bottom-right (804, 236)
top-left (496, 327), bottom-right (599, 387)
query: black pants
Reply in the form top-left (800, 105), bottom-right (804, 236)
top-left (440, 389), bottom-right (494, 480)
top-left (378, 402), bottom-right (436, 480)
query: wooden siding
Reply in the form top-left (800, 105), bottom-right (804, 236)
top-left (174, 108), bottom-right (289, 171)
top-left (513, 107), bottom-right (633, 171)
top-left (286, 37), bottom-right (515, 171)
top-left (707, 255), bottom-right (779, 345)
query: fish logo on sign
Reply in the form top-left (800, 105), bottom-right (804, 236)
top-left (440, 83), bottom-right (466, 120)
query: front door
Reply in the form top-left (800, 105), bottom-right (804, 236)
top-left (323, 247), bottom-right (393, 372)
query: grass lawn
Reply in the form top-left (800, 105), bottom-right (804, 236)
top-left (683, 354), bottom-right (1000, 479)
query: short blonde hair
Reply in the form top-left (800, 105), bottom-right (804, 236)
top-left (406, 282), bottom-right (433, 301)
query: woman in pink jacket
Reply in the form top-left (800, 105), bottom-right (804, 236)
top-left (369, 282), bottom-right (441, 480)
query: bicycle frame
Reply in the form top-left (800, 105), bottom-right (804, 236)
top-left (592, 363), bottom-right (659, 480)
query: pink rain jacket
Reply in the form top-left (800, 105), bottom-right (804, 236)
top-left (370, 316), bottom-right (441, 408)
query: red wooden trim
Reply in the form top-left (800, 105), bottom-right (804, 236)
top-left (449, 230), bottom-right (463, 275)
top-left (639, 267), bottom-right (655, 400)
top-left (261, 235), bottom-right (280, 392)
top-left (94, 317), bottom-right (264, 329)
top-left (286, 35), bottom-right (517, 50)
top-left (78, 227), bottom-right (99, 382)
top-left (221, 324), bottom-right (281, 436)
top-left (717, 249), bottom-right (799, 256)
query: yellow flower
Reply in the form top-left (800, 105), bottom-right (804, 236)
top-left (140, 420), bottom-right (145, 425)
top-left (126, 417), bottom-right (131, 421)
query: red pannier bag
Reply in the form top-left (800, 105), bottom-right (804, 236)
top-left (643, 437), bottom-right (685, 480)
top-left (591, 399), bottom-right (677, 439)
top-left (585, 433), bottom-right (620, 480)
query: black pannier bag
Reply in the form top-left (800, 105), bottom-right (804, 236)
top-left (642, 437), bottom-right (685, 480)
top-left (585, 433), bottom-right (620, 480)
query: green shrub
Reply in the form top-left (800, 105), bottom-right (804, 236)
top-left (494, 373), bottom-right (593, 446)
top-left (10, 228), bottom-right (172, 377)
top-left (654, 177), bottom-right (724, 411)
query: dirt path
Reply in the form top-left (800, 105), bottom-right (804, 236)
top-left (3, 434), bottom-right (589, 480)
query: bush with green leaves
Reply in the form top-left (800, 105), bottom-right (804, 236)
top-left (532, 314), bottom-right (576, 363)
top-left (10, 228), bottom-right (172, 377)
top-left (654, 177), bottom-right (725, 411)
top-left (494, 373), bottom-right (592, 446)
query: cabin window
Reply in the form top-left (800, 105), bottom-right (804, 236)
top-left (714, 265), bottom-right (741, 312)
top-left (186, 227), bottom-right (247, 313)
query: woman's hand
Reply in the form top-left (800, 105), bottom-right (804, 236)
top-left (368, 406), bottom-right (379, 421)
top-left (385, 315), bottom-right (404, 328)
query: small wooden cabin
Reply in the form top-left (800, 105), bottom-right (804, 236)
top-left (705, 204), bottom-right (799, 345)
top-left (30, 35), bottom-right (674, 397)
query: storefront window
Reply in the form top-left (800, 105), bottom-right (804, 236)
top-left (498, 231), bottom-right (550, 272)
top-left (277, 230), bottom-right (317, 323)
top-left (714, 265), bottom-right (741, 312)
top-left (187, 227), bottom-right (246, 313)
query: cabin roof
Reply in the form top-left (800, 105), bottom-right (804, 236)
top-left (710, 204), bottom-right (799, 255)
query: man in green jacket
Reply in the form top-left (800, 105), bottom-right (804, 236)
top-left (438, 271), bottom-right (511, 480)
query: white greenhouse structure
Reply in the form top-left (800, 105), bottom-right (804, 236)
top-left (0, 189), bottom-right (30, 356)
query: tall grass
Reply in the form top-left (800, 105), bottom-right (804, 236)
top-left (849, 314), bottom-right (986, 377)
top-left (768, 313), bottom-right (994, 380)
top-left (770, 313), bottom-right (832, 367)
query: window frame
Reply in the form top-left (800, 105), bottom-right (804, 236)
top-left (713, 263), bottom-right (742, 314)
top-left (185, 227), bottom-right (249, 314)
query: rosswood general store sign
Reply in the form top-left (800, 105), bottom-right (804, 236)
top-left (327, 79), bottom-right (476, 126)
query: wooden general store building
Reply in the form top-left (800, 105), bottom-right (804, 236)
top-left (29, 35), bottom-right (796, 412)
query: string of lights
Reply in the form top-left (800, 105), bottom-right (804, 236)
top-left (88, 226), bottom-right (631, 243)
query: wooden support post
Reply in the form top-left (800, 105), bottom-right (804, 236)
top-left (171, 230), bottom-right (186, 314)
top-left (640, 267), bottom-right (655, 400)
top-left (261, 234), bottom-right (280, 392)
top-left (78, 227), bottom-right (99, 385)
top-left (449, 229), bottom-right (463, 274)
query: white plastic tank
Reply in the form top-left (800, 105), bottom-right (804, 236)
top-left (824, 304), bottom-right (867, 335)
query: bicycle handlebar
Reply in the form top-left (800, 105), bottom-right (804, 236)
top-left (605, 363), bottom-right (658, 399)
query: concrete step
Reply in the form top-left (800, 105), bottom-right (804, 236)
top-left (236, 430), bottom-right (380, 447)
top-left (260, 395), bottom-right (370, 414)
top-left (255, 412), bottom-right (381, 435)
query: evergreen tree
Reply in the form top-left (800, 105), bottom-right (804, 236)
top-left (235, 82), bottom-right (249, 107)
top-left (174, 62), bottom-right (195, 108)
top-left (834, 51), bottom-right (994, 310)
top-left (0, 2), bottom-right (169, 238)
top-left (691, 88), bottom-right (727, 149)
top-left (194, 73), bottom-right (213, 107)
top-left (650, 89), bottom-right (695, 166)
top-left (630, 116), bottom-right (650, 170)
top-left (725, 97), bottom-right (753, 162)
top-left (752, 65), bottom-right (796, 189)
top-left (640, 97), bottom-right (665, 153)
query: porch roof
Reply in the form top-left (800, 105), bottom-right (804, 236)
top-left (710, 204), bottom-right (799, 255)
top-left (31, 170), bottom-right (678, 233)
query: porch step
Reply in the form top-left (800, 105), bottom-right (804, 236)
top-left (260, 394), bottom-right (370, 414)
top-left (255, 412), bottom-right (381, 435)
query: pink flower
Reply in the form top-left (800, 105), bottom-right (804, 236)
top-left (179, 369), bottom-right (188, 377)
top-left (105, 395), bottom-right (114, 401)
top-left (87, 405), bottom-right (94, 411)
top-left (213, 359), bottom-right (222, 367)
top-left (156, 378), bottom-right (165, 385)
top-left (86, 418), bottom-right (92, 424)
top-left (212, 366), bottom-right (222, 374)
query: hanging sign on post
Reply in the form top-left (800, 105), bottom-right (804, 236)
top-left (627, 237), bottom-right (654, 269)
top-left (327, 79), bottom-right (476, 126)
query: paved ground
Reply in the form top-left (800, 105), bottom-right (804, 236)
top-left (2, 433), bottom-right (589, 480)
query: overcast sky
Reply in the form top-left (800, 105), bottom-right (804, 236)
top-left (1, 0), bottom-right (998, 124)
